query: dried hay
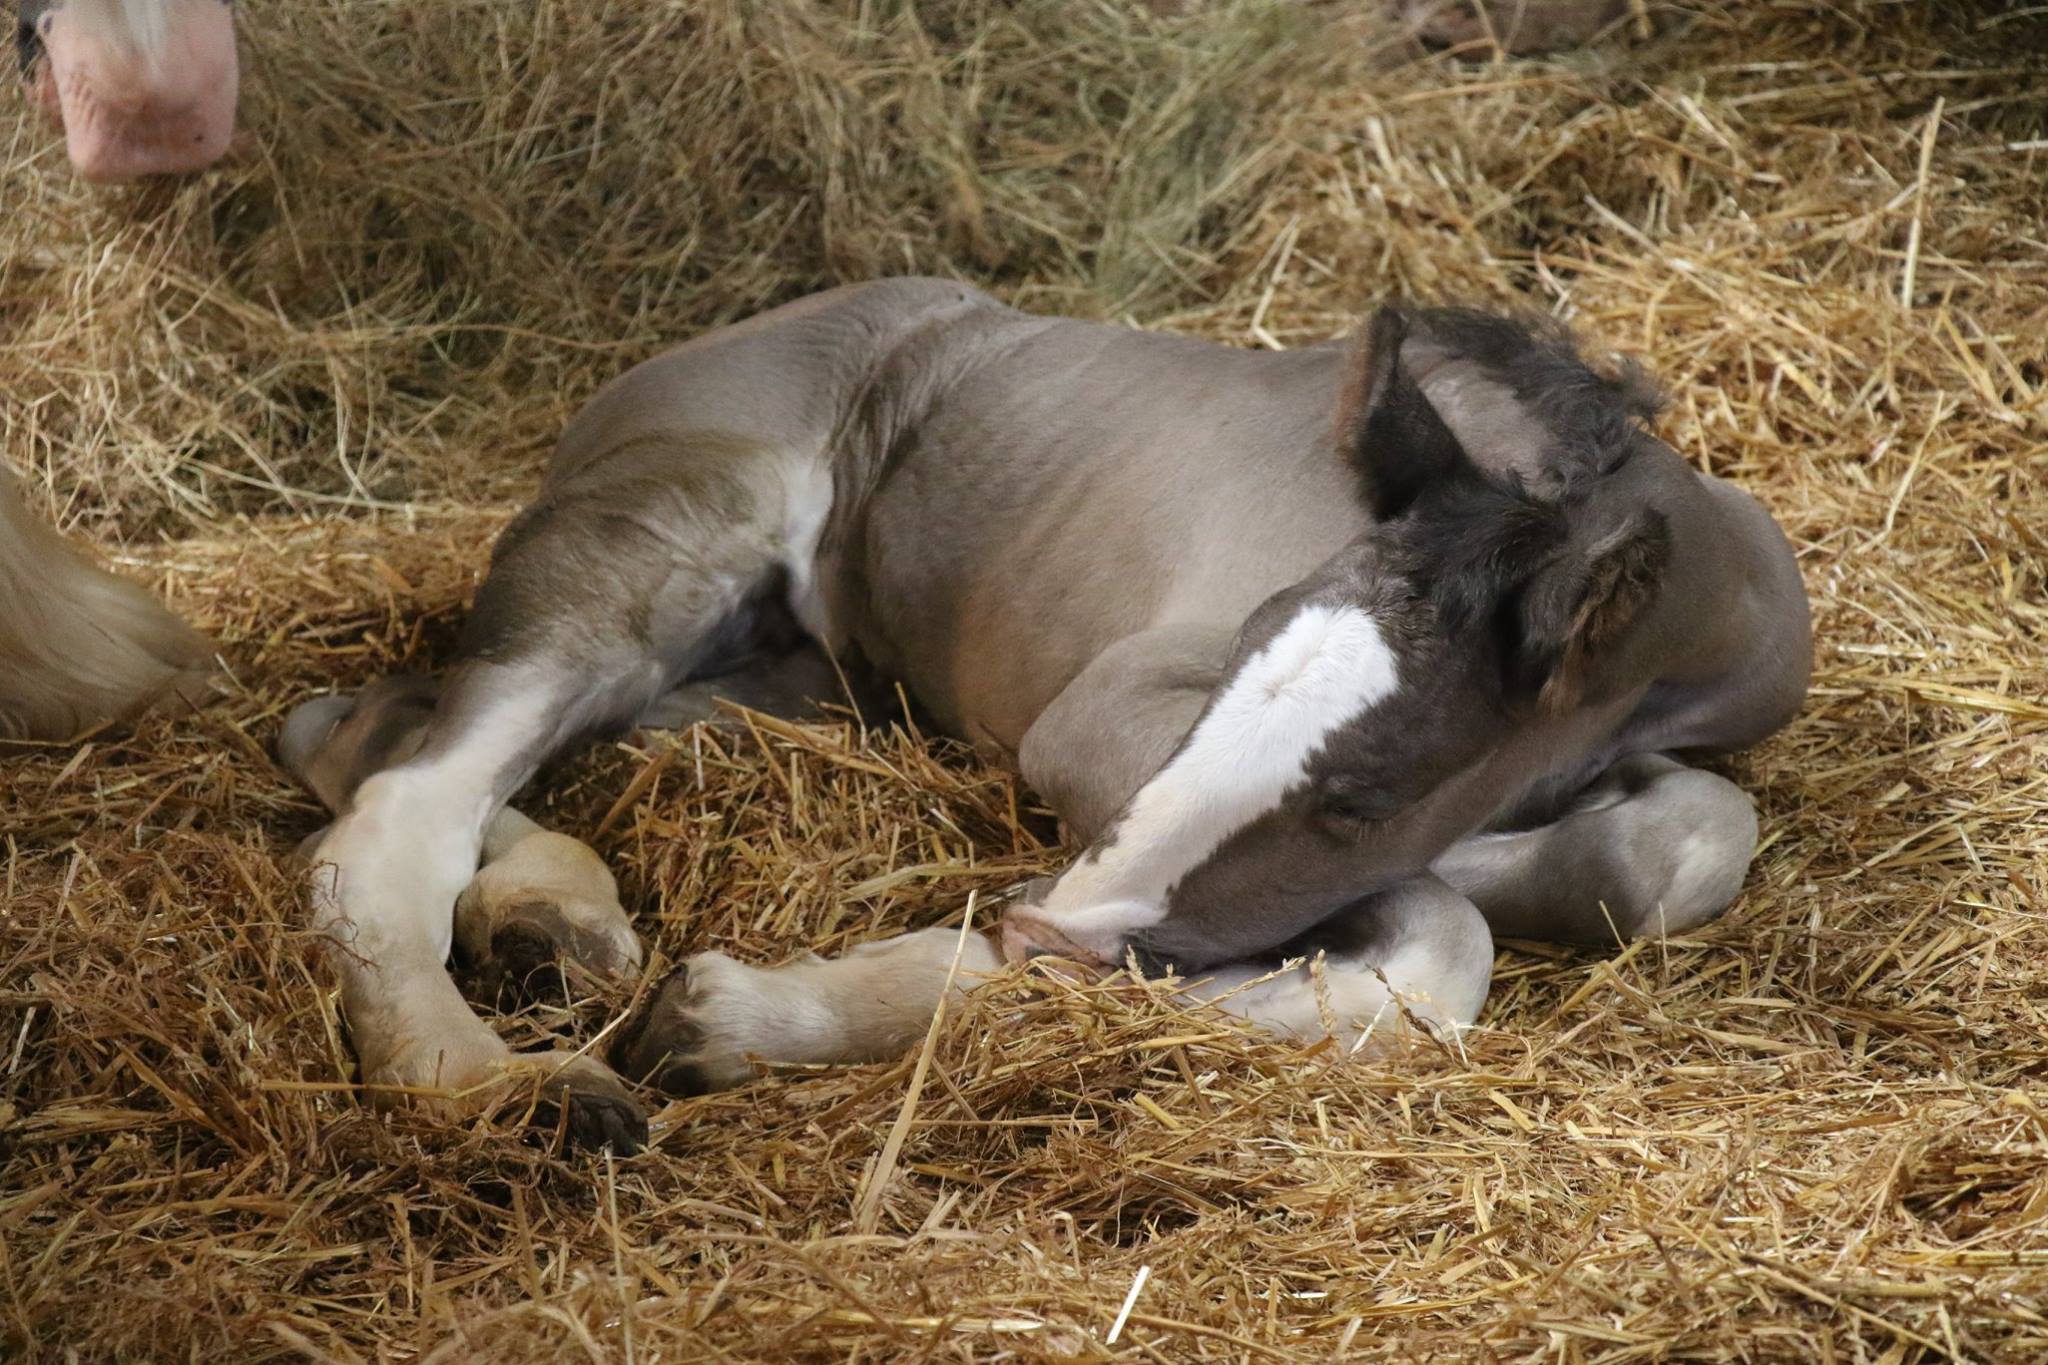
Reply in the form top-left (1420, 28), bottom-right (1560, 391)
top-left (4, 0), bottom-right (2047, 1360)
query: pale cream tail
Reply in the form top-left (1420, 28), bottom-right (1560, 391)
top-left (0, 469), bottom-right (213, 740)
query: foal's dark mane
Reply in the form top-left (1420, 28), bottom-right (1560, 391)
top-left (1409, 306), bottom-right (1666, 488)
top-left (1375, 307), bottom-right (1667, 638)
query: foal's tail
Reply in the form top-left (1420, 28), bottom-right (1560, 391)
top-left (0, 468), bottom-right (214, 740)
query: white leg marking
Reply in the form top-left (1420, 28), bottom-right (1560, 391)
top-left (778, 455), bottom-right (837, 642)
top-left (307, 684), bottom-right (561, 1087)
top-left (666, 928), bottom-right (1003, 1089)
top-left (1023, 603), bottom-right (1400, 959)
top-left (313, 689), bottom-right (554, 961)
top-left (1186, 933), bottom-right (1489, 1050)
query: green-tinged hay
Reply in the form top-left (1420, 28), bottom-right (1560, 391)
top-left (3, 0), bottom-right (2047, 1361)
top-left (2, 0), bottom-right (1332, 532)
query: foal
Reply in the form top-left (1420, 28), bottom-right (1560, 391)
top-left (283, 280), bottom-right (1810, 1149)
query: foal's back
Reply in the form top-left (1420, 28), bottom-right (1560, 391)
top-left (538, 277), bottom-right (1379, 749)
top-left (810, 282), bottom-right (1380, 748)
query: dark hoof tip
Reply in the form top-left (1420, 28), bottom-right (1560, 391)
top-left (460, 907), bottom-right (585, 1010)
top-left (564, 1089), bottom-right (650, 1155)
top-left (645, 1057), bottom-right (717, 1100)
top-left (531, 1071), bottom-right (650, 1154)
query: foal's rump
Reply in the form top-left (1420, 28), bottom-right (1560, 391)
top-left (0, 468), bottom-right (212, 740)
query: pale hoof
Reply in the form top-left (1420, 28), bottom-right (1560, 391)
top-left (454, 830), bottom-right (644, 1009)
top-left (458, 895), bottom-right (642, 1009)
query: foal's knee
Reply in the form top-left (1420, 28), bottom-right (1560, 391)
top-left (1618, 770), bottom-right (1758, 938)
top-left (1367, 877), bottom-right (1496, 1030)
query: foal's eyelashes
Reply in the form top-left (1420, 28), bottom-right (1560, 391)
top-left (1316, 773), bottom-right (1406, 828)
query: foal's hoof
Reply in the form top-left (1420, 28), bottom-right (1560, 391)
top-left (519, 1054), bottom-right (650, 1154)
top-left (460, 898), bottom-right (635, 1010)
top-left (453, 829), bottom-right (644, 1010)
top-left (611, 958), bottom-right (752, 1097)
top-left (362, 1047), bottom-right (648, 1153)
top-left (277, 692), bottom-right (355, 778)
top-left (481, 909), bottom-right (570, 1004)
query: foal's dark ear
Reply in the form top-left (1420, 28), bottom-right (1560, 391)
top-left (1509, 511), bottom-right (1671, 712)
top-left (1336, 307), bottom-right (1479, 520)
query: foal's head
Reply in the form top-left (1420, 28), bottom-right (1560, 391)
top-left (1012, 306), bottom-right (1693, 973)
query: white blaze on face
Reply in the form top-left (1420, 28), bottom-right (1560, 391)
top-left (1022, 603), bottom-right (1401, 960)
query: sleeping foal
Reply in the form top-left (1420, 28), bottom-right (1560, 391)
top-left (282, 280), bottom-right (1810, 1149)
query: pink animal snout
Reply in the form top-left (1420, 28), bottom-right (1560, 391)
top-left (29, 0), bottom-right (238, 182)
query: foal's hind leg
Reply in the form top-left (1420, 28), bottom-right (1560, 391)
top-left (636, 637), bottom-right (862, 731)
top-left (301, 663), bottom-right (650, 1147)
top-left (299, 460), bottom-right (799, 1146)
top-left (1432, 753), bottom-right (1760, 944)
top-left (282, 677), bottom-right (641, 1005)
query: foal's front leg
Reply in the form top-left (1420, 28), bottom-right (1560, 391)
top-left (614, 927), bottom-right (1005, 1093)
top-left (1432, 752), bottom-right (1760, 943)
top-left (1012, 622), bottom-right (1232, 842)
top-left (613, 619), bottom-right (1497, 1094)
top-left (612, 876), bottom-right (1492, 1094)
top-left (614, 623), bottom-right (1233, 1093)
top-left (1179, 875), bottom-right (1493, 1048)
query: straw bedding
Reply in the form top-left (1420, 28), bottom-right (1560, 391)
top-left (3, 0), bottom-right (2045, 1359)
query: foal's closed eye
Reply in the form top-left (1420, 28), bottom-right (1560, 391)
top-left (1316, 774), bottom-right (1406, 828)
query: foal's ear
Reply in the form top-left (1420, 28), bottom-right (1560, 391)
top-left (1336, 308), bottom-right (1481, 520)
top-left (1509, 511), bottom-right (1671, 712)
